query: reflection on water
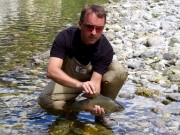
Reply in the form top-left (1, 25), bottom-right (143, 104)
top-left (0, 0), bottom-right (19, 31)
top-left (0, 0), bottom-right (63, 71)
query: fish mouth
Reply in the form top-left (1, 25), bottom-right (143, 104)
top-left (119, 107), bottom-right (125, 111)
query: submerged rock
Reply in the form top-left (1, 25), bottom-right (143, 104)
top-left (166, 93), bottom-right (180, 102)
top-left (162, 99), bottom-right (172, 105)
top-left (49, 119), bottom-right (114, 135)
top-left (135, 87), bottom-right (161, 98)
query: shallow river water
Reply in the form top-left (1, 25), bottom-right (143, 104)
top-left (0, 0), bottom-right (118, 134)
top-left (0, 0), bottom-right (179, 135)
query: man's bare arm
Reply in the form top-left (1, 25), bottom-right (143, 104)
top-left (47, 57), bottom-right (82, 89)
top-left (47, 57), bottom-right (100, 94)
top-left (90, 71), bottom-right (102, 93)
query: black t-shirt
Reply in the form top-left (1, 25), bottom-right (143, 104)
top-left (50, 27), bottom-right (114, 75)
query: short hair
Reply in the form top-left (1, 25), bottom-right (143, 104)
top-left (80, 4), bottom-right (106, 23)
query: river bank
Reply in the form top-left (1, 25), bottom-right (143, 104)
top-left (102, 0), bottom-right (180, 134)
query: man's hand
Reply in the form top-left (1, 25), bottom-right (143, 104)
top-left (81, 81), bottom-right (97, 94)
top-left (91, 105), bottom-right (105, 116)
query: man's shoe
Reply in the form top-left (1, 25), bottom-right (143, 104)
top-left (69, 112), bottom-right (79, 119)
top-left (95, 115), bottom-right (118, 129)
top-left (58, 111), bottom-right (78, 120)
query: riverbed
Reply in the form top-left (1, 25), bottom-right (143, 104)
top-left (0, 0), bottom-right (118, 134)
top-left (0, 0), bottom-right (180, 135)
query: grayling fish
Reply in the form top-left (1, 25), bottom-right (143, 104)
top-left (64, 93), bottom-right (124, 114)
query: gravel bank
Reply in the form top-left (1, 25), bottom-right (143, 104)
top-left (103, 0), bottom-right (180, 134)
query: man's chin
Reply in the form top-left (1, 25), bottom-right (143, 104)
top-left (86, 40), bottom-right (97, 45)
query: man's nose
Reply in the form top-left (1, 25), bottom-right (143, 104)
top-left (91, 28), bottom-right (97, 35)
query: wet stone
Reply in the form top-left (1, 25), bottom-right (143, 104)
top-left (135, 87), bottom-right (161, 98)
top-left (163, 53), bottom-right (177, 60)
top-left (168, 74), bottom-right (180, 82)
top-left (166, 93), bottom-right (180, 102)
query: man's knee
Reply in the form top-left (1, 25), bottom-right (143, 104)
top-left (37, 93), bottom-right (65, 115)
top-left (101, 61), bottom-right (128, 99)
top-left (37, 80), bottom-right (81, 115)
top-left (103, 60), bottom-right (128, 83)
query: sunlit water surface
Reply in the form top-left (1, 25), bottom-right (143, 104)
top-left (0, 0), bottom-right (120, 134)
top-left (1, 0), bottom-right (179, 135)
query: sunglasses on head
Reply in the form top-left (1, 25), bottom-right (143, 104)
top-left (82, 22), bottom-right (104, 32)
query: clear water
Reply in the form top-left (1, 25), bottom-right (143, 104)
top-left (0, 0), bottom-right (117, 134)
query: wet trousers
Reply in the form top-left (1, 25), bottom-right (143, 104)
top-left (37, 57), bottom-right (128, 115)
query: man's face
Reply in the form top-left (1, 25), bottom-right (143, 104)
top-left (80, 12), bottom-right (105, 45)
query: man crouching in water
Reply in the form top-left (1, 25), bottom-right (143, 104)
top-left (38, 4), bottom-right (128, 128)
